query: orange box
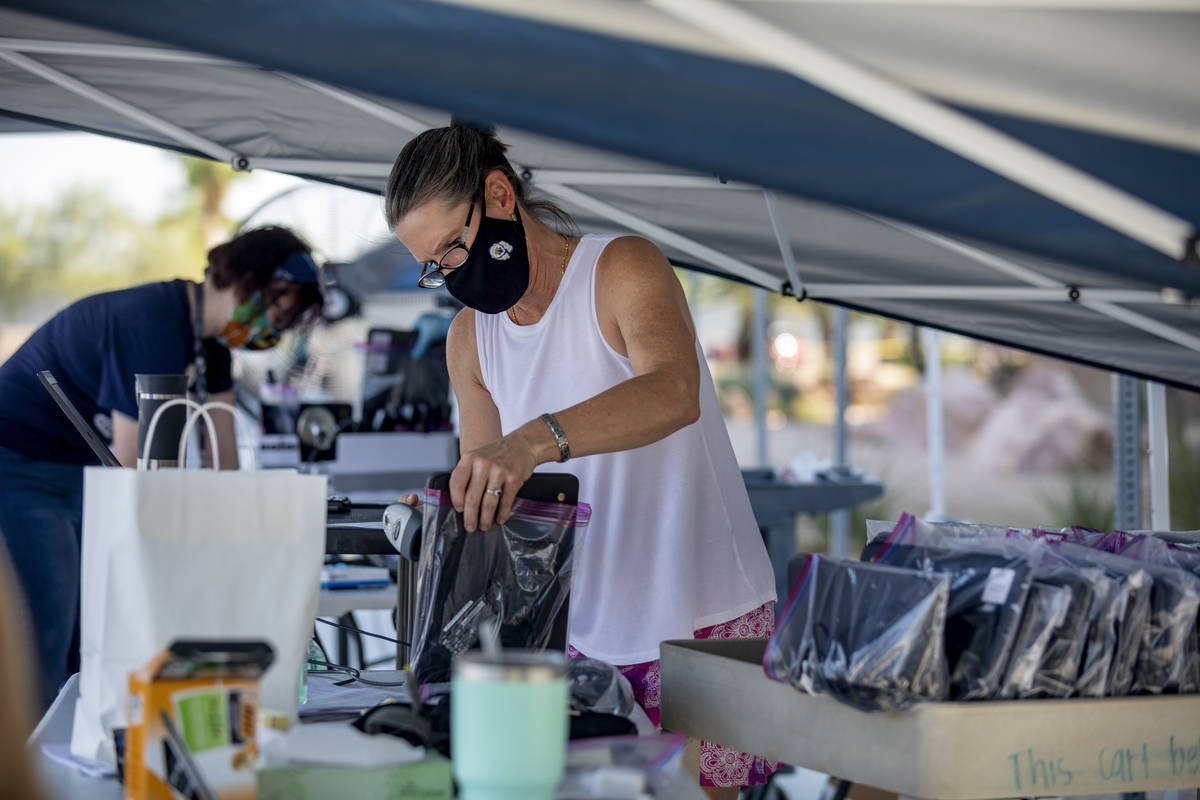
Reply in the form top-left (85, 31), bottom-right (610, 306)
top-left (125, 641), bottom-right (274, 800)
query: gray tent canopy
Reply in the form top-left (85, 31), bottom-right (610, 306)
top-left (1, 1), bottom-right (1198, 388)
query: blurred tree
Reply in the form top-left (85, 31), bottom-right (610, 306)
top-left (0, 154), bottom-right (245, 322)
top-left (177, 156), bottom-right (243, 246)
top-left (0, 187), bottom-right (206, 320)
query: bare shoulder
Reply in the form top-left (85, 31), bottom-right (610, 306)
top-left (596, 235), bottom-right (673, 284)
top-left (594, 236), bottom-right (693, 353)
top-left (446, 306), bottom-right (476, 345)
top-left (445, 308), bottom-right (480, 373)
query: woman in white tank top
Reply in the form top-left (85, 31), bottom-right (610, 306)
top-left (386, 125), bottom-right (777, 797)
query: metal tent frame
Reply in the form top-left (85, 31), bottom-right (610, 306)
top-left (0, 2), bottom-right (1191, 524)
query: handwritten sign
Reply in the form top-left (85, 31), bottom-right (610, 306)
top-left (1007, 736), bottom-right (1200, 792)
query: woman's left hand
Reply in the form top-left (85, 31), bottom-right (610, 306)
top-left (449, 429), bottom-right (538, 532)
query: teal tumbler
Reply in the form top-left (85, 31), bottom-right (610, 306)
top-left (451, 650), bottom-right (568, 800)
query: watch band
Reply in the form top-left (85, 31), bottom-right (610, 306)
top-left (540, 413), bottom-right (570, 462)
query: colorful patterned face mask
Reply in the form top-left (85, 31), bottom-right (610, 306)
top-left (217, 292), bottom-right (281, 350)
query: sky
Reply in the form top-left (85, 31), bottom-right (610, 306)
top-left (0, 131), bottom-right (392, 262)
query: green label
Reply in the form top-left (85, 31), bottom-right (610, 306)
top-left (174, 690), bottom-right (231, 753)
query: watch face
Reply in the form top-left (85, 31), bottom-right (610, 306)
top-left (322, 286), bottom-right (351, 322)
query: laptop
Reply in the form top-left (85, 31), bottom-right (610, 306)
top-left (36, 370), bottom-right (122, 467)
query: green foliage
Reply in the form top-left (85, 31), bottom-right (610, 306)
top-left (1043, 471), bottom-right (1114, 532)
top-left (0, 154), bottom-right (248, 321)
top-left (1169, 439), bottom-right (1200, 531)
top-left (0, 186), bottom-right (208, 318)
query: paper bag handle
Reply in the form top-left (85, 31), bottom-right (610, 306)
top-left (140, 398), bottom-right (217, 471)
top-left (177, 401), bottom-right (258, 471)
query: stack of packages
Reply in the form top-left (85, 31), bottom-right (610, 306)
top-left (763, 514), bottom-right (1200, 711)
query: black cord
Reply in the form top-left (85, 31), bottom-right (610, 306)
top-left (316, 615), bottom-right (410, 647)
top-left (306, 659), bottom-right (410, 688)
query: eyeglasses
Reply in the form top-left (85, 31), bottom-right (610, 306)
top-left (417, 199), bottom-right (476, 289)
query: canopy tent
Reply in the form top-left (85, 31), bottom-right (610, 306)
top-left (2, 1), bottom-right (1199, 389)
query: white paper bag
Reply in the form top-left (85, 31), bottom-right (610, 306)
top-left (70, 401), bottom-right (327, 764)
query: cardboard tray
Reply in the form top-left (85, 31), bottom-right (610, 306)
top-left (660, 638), bottom-right (1200, 799)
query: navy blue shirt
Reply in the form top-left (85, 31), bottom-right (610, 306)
top-left (0, 280), bottom-right (232, 464)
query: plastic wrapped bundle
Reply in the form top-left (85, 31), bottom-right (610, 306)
top-left (409, 489), bottom-right (589, 667)
top-left (1017, 565), bottom-right (1104, 698)
top-left (764, 554), bottom-right (950, 711)
top-left (996, 581), bottom-right (1072, 699)
top-left (568, 657), bottom-right (636, 717)
top-left (1045, 540), bottom-right (1196, 695)
top-left (1117, 538), bottom-right (1200, 694)
top-left (867, 541), bottom-right (1033, 701)
top-left (877, 515), bottom-right (1121, 698)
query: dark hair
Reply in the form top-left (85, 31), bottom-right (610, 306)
top-left (207, 226), bottom-right (323, 328)
top-left (384, 124), bottom-right (577, 234)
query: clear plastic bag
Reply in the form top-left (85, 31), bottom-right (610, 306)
top-left (568, 657), bottom-right (636, 718)
top-left (997, 581), bottom-right (1072, 699)
top-left (881, 515), bottom-right (1121, 698)
top-left (560, 734), bottom-right (686, 799)
top-left (868, 537), bottom-right (1033, 701)
top-left (409, 489), bottom-right (590, 667)
top-left (764, 554), bottom-right (950, 711)
top-left (1108, 535), bottom-right (1200, 693)
top-left (1042, 540), bottom-right (1197, 695)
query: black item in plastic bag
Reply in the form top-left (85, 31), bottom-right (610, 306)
top-left (568, 657), bottom-right (636, 718)
top-left (1041, 544), bottom-right (1190, 695)
top-left (996, 581), bottom-right (1071, 699)
top-left (764, 554), bottom-right (950, 711)
top-left (1019, 565), bottom-right (1105, 699)
top-left (881, 515), bottom-right (1130, 698)
top-left (409, 489), bottom-right (589, 667)
top-left (869, 543), bottom-right (1033, 701)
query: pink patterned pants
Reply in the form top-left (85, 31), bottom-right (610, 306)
top-left (569, 602), bottom-right (780, 787)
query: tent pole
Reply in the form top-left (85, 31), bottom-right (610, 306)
top-left (924, 327), bottom-right (947, 520)
top-left (830, 307), bottom-right (851, 557)
top-left (540, 182), bottom-right (781, 288)
top-left (752, 289), bottom-right (770, 469)
top-left (0, 37), bottom-right (236, 65)
top-left (1113, 374), bottom-right (1143, 531)
top-left (0, 50), bottom-right (233, 162)
top-left (651, 0), bottom-right (1197, 261)
top-left (762, 190), bottom-right (806, 297)
top-left (802, 284), bottom-right (1168, 304)
top-left (860, 216), bottom-right (1200, 353)
top-left (1146, 382), bottom-right (1172, 530)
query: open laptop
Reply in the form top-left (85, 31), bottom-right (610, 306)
top-left (36, 370), bottom-right (122, 467)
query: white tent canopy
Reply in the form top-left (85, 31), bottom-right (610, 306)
top-left (1, 1), bottom-right (1198, 387)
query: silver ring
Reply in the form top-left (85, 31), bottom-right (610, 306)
top-left (485, 488), bottom-right (502, 497)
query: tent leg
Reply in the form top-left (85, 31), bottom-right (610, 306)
top-left (830, 307), bottom-right (850, 558)
top-left (1113, 374), bottom-right (1143, 531)
top-left (1146, 382), bottom-right (1171, 531)
top-left (752, 288), bottom-right (770, 469)
top-left (924, 328), bottom-right (946, 521)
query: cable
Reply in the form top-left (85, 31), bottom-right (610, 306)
top-left (316, 616), bottom-right (410, 647)
top-left (306, 659), bottom-right (410, 688)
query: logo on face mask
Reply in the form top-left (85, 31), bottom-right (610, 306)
top-left (489, 241), bottom-right (513, 261)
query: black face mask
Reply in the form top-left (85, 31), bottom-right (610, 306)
top-left (443, 191), bottom-right (529, 314)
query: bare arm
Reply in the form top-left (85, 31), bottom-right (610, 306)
top-left (205, 389), bottom-right (240, 470)
top-left (517, 235), bottom-right (700, 460)
top-left (453, 236), bottom-right (701, 531)
top-left (112, 410), bottom-right (138, 468)
top-left (111, 390), bottom-right (240, 469)
top-left (446, 309), bottom-right (503, 455)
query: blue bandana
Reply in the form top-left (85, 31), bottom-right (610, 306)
top-left (274, 251), bottom-right (321, 285)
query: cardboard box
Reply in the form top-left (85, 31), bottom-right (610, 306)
top-left (660, 638), bottom-right (1200, 799)
top-left (126, 641), bottom-right (273, 800)
top-left (256, 753), bottom-right (452, 800)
